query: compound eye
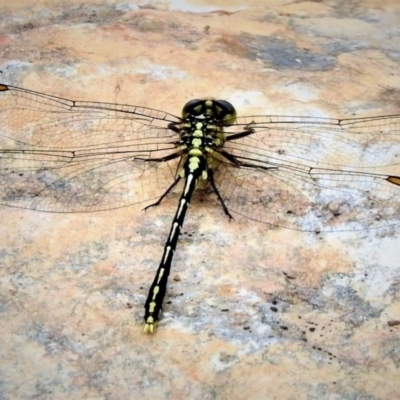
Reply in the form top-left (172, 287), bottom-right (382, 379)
top-left (213, 100), bottom-right (237, 126)
top-left (182, 99), bottom-right (204, 118)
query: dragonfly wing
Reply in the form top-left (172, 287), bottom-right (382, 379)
top-left (213, 162), bottom-right (399, 231)
top-left (231, 114), bottom-right (400, 170)
top-left (0, 84), bottom-right (181, 212)
top-left (214, 114), bottom-right (400, 231)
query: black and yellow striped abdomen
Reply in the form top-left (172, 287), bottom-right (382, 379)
top-left (143, 99), bottom-right (237, 333)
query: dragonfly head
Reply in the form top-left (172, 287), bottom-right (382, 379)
top-left (182, 99), bottom-right (237, 126)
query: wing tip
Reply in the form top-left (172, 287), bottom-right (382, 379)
top-left (0, 83), bottom-right (9, 91)
top-left (387, 176), bottom-right (400, 186)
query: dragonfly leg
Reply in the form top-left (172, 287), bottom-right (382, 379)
top-left (209, 169), bottom-right (233, 219)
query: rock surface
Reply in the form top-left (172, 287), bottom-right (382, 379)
top-left (0, 1), bottom-right (399, 399)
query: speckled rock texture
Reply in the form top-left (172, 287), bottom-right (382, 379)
top-left (0, 1), bottom-right (399, 399)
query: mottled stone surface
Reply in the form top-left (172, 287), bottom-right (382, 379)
top-left (0, 1), bottom-right (399, 399)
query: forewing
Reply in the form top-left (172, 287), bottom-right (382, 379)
top-left (0, 84), bottom-right (181, 212)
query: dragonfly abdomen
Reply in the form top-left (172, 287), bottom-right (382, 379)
top-left (143, 154), bottom-right (207, 334)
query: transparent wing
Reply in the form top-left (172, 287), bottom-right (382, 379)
top-left (1, 84), bottom-right (400, 231)
top-left (213, 114), bottom-right (400, 231)
top-left (0, 84), bottom-right (182, 212)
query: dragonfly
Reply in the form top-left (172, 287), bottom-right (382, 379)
top-left (0, 83), bottom-right (399, 333)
